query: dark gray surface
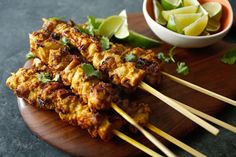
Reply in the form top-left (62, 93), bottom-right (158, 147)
top-left (0, 0), bottom-right (235, 156)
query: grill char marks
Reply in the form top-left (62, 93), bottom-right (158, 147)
top-left (30, 20), bottom-right (116, 112)
top-left (6, 63), bottom-right (122, 141)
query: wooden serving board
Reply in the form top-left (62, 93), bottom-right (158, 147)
top-left (18, 13), bottom-right (236, 157)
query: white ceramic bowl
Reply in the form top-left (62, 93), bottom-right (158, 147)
top-left (143, 0), bottom-right (234, 48)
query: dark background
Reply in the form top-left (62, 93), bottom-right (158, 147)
top-left (0, 0), bottom-right (235, 156)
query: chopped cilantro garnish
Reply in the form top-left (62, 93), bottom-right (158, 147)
top-left (81, 63), bottom-right (102, 79)
top-left (168, 46), bottom-right (176, 63)
top-left (125, 53), bottom-right (138, 62)
top-left (26, 52), bottom-right (35, 60)
top-left (36, 72), bottom-right (60, 83)
top-left (100, 36), bottom-right (110, 50)
top-left (36, 72), bottom-right (52, 83)
top-left (77, 25), bottom-right (91, 35)
top-left (156, 46), bottom-right (176, 63)
top-left (156, 52), bottom-right (171, 63)
top-left (176, 62), bottom-right (189, 75)
top-left (221, 48), bottom-right (236, 65)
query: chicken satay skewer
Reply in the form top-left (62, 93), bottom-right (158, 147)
top-left (30, 31), bottom-right (175, 156)
top-left (162, 72), bottom-right (236, 107)
top-left (32, 50), bottom-right (206, 156)
top-left (34, 53), bottom-right (206, 156)
top-left (118, 45), bottom-right (236, 107)
top-left (116, 46), bottom-right (236, 134)
top-left (29, 19), bottom-right (217, 154)
top-left (51, 21), bottom-right (219, 136)
top-left (7, 66), bottom-right (162, 157)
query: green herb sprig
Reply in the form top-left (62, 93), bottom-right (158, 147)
top-left (156, 46), bottom-right (176, 63)
top-left (26, 52), bottom-right (35, 60)
top-left (221, 48), bottom-right (236, 65)
top-left (125, 53), bottom-right (138, 62)
top-left (77, 16), bottom-right (101, 36)
top-left (156, 46), bottom-right (189, 75)
top-left (176, 62), bottom-right (189, 75)
top-left (36, 72), bottom-right (61, 83)
top-left (36, 72), bottom-right (52, 83)
top-left (100, 36), bottom-right (110, 50)
top-left (81, 63), bottom-right (102, 79)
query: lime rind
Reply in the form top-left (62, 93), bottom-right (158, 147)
top-left (183, 0), bottom-right (199, 6)
top-left (201, 31), bottom-right (210, 36)
top-left (202, 2), bottom-right (222, 20)
top-left (206, 18), bottom-right (221, 32)
top-left (124, 31), bottom-right (161, 48)
top-left (153, 0), bottom-right (167, 26)
top-left (161, 0), bottom-right (182, 10)
top-left (115, 10), bottom-right (129, 39)
top-left (167, 15), bottom-right (177, 32)
top-left (98, 16), bottom-right (123, 38)
top-left (162, 5), bottom-right (199, 21)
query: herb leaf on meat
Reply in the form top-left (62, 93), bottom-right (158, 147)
top-left (36, 72), bottom-right (52, 83)
top-left (81, 63), bottom-right (102, 78)
top-left (26, 52), bottom-right (35, 60)
top-left (125, 53), bottom-right (138, 62)
top-left (100, 36), bottom-right (110, 50)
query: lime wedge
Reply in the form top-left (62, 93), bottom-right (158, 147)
top-left (206, 18), bottom-right (221, 32)
top-left (202, 2), bottom-right (222, 21)
top-left (183, 0), bottom-right (199, 6)
top-left (153, 0), bottom-right (167, 26)
top-left (98, 16), bottom-right (123, 38)
top-left (167, 15), bottom-right (177, 32)
top-left (161, 0), bottom-right (182, 10)
top-left (183, 15), bottom-right (208, 36)
top-left (201, 31), bottom-right (210, 36)
top-left (162, 5), bottom-right (198, 20)
top-left (174, 13), bottom-right (202, 33)
top-left (198, 6), bottom-right (208, 16)
top-left (114, 10), bottom-right (129, 39)
top-left (123, 31), bottom-right (161, 48)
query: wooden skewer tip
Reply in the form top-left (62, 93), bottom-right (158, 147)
top-left (161, 72), bottom-right (236, 107)
top-left (113, 129), bottom-right (162, 157)
top-left (147, 123), bottom-right (207, 157)
top-left (170, 98), bottom-right (236, 134)
top-left (138, 81), bottom-right (219, 136)
top-left (111, 103), bottom-right (176, 157)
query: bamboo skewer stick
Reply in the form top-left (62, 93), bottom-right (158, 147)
top-left (113, 130), bottom-right (162, 157)
top-left (147, 123), bottom-right (207, 157)
top-left (111, 103), bottom-right (176, 157)
top-left (169, 98), bottom-right (236, 133)
top-left (161, 72), bottom-right (236, 107)
top-left (139, 81), bottom-right (219, 136)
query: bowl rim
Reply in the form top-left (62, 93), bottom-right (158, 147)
top-left (142, 0), bottom-right (234, 39)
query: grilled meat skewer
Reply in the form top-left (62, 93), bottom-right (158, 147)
top-left (30, 24), bottom-right (116, 112)
top-left (48, 19), bottom-right (162, 89)
top-left (6, 60), bottom-right (150, 141)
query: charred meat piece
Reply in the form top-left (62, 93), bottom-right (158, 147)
top-left (6, 64), bottom-right (121, 141)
